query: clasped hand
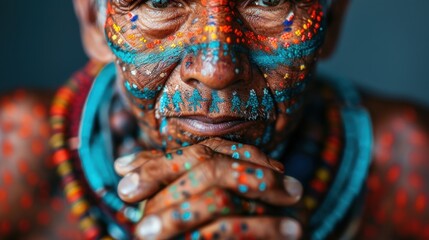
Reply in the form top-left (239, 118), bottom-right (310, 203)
top-left (114, 138), bottom-right (303, 239)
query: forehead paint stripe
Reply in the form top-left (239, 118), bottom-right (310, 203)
top-left (108, 31), bottom-right (324, 70)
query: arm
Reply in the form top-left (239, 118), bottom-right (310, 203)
top-left (358, 96), bottom-right (429, 239)
top-left (0, 90), bottom-right (82, 239)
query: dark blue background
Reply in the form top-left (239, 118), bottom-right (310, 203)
top-left (1, 0), bottom-right (428, 105)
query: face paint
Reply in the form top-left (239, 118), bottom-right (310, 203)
top-left (104, 0), bottom-right (329, 151)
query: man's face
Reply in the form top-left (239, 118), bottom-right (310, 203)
top-left (104, 0), bottom-right (326, 152)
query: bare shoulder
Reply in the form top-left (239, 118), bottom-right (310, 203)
top-left (357, 93), bottom-right (429, 239)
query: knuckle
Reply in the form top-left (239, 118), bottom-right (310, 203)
top-left (212, 187), bottom-right (234, 210)
top-left (198, 158), bottom-right (217, 183)
top-left (139, 159), bottom-right (164, 180)
top-left (191, 144), bottom-right (214, 161)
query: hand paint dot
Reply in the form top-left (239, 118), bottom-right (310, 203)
top-left (165, 153), bottom-right (173, 160)
top-left (238, 184), bottom-right (248, 193)
top-left (232, 152), bottom-right (240, 159)
top-left (232, 162), bottom-right (239, 169)
top-left (182, 212), bottom-right (192, 221)
top-left (244, 151), bottom-right (251, 159)
top-left (184, 162), bottom-right (192, 170)
top-left (181, 202), bottom-right (190, 210)
top-left (259, 182), bottom-right (267, 192)
top-left (255, 169), bottom-right (264, 179)
top-left (231, 145), bottom-right (237, 151)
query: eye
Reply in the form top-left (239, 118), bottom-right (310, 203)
top-left (252, 0), bottom-right (285, 7)
top-left (146, 0), bottom-right (184, 9)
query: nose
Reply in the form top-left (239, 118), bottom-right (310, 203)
top-left (180, 2), bottom-right (250, 90)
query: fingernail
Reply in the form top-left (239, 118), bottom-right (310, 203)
top-left (136, 215), bottom-right (162, 240)
top-left (280, 219), bottom-right (300, 239)
top-left (115, 153), bottom-right (136, 168)
top-left (118, 172), bottom-right (140, 196)
top-left (283, 176), bottom-right (303, 198)
top-left (270, 160), bottom-right (285, 172)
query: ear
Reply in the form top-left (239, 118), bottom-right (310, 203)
top-left (73, 0), bottom-right (114, 63)
top-left (319, 0), bottom-right (350, 59)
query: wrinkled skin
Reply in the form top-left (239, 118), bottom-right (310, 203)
top-left (106, 0), bottom-right (326, 151)
top-left (1, 0), bottom-right (429, 239)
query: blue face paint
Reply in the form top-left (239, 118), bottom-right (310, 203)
top-left (159, 88), bottom-right (171, 113)
top-left (109, 30), bottom-right (324, 70)
top-left (188, 89), bottom-right (207, 111)
top-left (261, 88), bottom-right (274, 114)
top-left (245, 89), bottom-right (259, 120)
top-left (231, 91), bottom-right (242, 113)
top-left (209, 90), bottom-right (224, 113)
top-left (249, 32), bottom-right (324, 70)
top-left (274, 80), bottom-right (307, 103)
top-left (124, 81), bottom-right (161, 100)
top-left (172, 90), bottom-right (185, 112)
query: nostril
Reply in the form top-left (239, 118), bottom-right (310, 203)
top-left (184, 78), bottom-right (200, 88)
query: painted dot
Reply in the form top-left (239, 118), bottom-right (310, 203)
top-left (244, 151), bottom-right (251, 159)
top-left (182, 211), bottom-right (192, 221)
top-left (232, 152), bottom-right (240, 159)
top-left (232, 162), bottom-right (239, 169)
top-left (231, 145), bottom-right (237, 151)
top-left (181, 202), bottom-right (190, 210)
top-left (165, 153), bottom-right (173, 160)
top-left (176, 149), bottom-right (183, 155)
top-left (232, 171), bottom-right (239, 178)
top-left (184, 162), bottom-right (192, 170)
top-left (255, 169), bottom-right (264, 179)
top-left (191, 231), bottom-right (201, 240)
top-left (259, 182), bottom-right (267, 192)
top-left (172, 210), bottom-right (180, 219)
top-left (238, 184), bottom-right (248, 193)
top-left (245, 168), bottom-right (255, 174)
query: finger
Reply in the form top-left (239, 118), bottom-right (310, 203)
top-left (191, 217), bottom-right (302, 240)
top-left (146, 158), bottom-right (302, 213)
top-left (116, 144), bottom-right (219, 203)
top-left (135, 188), bottom-right (269, 240)
top-left (114, 150), bottom-right (163, 177)
top-left (200, 138), bottom-right (284, 173)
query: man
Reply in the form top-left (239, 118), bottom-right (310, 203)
top-left (1, 0), bottom-right (428, 239)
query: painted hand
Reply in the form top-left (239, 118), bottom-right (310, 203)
top-left (114, 138), bottom-right (303, 239)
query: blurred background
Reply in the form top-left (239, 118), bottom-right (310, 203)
top-left (1, 0), bottom-right (428, 105)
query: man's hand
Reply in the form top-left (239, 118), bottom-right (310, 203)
top-left (114, 138), bottom-right (302, 239)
